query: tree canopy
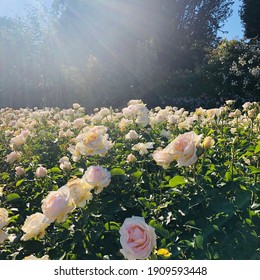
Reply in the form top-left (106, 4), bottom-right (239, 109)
top-left (240, 0), bottom-right (260, 38)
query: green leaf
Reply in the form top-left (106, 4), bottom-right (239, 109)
top-left (104, 221), bottom-right (120, 231)
top-left (132, 170), bottom-right (142, 179)
top-left (16, 179), bottom-right (25, 187)
top-left (169, 176), bottom-right (186, 187)
top-left (110, 168), bottom-right (125, 176)
top-left (149, 220), bottom-right (169, 239)
top-left (50, 167), bottom-right (61, 173)
top-left (210, 198), bottom-right (234, 213)
top-left (194, 235), bottom-right (204, 250)
top-left (6, 193), bottom-right (20, 201)
top-left (254, 141), bottom-right (260, 154)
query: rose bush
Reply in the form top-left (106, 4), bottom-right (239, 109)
top-left (0, 99), bottom-right (259, 260)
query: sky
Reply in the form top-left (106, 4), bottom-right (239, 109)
top-left (0, 0), bottom-right (244, 39)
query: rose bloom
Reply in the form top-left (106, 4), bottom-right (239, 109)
top-left (10, 134), bottom-right (26, 147)
top-left (164, 131), bottom-right (202, 167)
top-left (65, 178), bottom-right (93, 208)
top-left (119, 216), bottom-right (156, 260)
top-left (73, 118), bottom-right (85, 128)
top-left (132, 142), bottom-right (154, 155)
top-left (125, 130), bottom-right (139, 140)
top-left (72, 126), bottom-right (114, 158)
top-left (60, 161), bottom-right (72, 171)
top-left (6, 151), bottom-right (21, 164)
top-left (41, 187), bottom-right (75, 223)
top-left (15, 166), bottom-right (25, 176)
top-left (23, 254), bottom-right (49, 260)
top-left (21, 212), bottom-right (50, 241)
top-left (203, 136), bottom-right (215, 150)
top-left (152, 149), bottom-right (174, 169)
top-left (126, 153), bottom-right (137, 163)
top-left (83, 166), bottom-right (111, 194)
top-left (35, 166), bottom-right (48, 178)
top-left (0, 208), bottom-right (9, 229)
top-left (0, 230), bottom-right (8, 244)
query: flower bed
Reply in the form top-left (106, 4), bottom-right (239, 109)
top-left (0, 100), bottom-right (259, 260)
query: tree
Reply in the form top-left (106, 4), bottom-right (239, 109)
top-left (240, 0), bottom-right (260, 38)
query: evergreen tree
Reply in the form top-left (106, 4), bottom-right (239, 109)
top-left (240, 0), bottom-right (260, 38)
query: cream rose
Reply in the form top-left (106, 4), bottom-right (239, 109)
top-left (125, 130), bottom-right (139, 140)
top-left (83, 166), bottom-right (111, 194)
top-left (126, 153), bottom-right (137, 163)
top-left (21, 212), bottom-right (50, 241)
top-left (202, 136), bottom-right (215, 150)
top-left (119, 216), bottom-right (156, 260)
top-left (66, 178), bottom-right (93, 208)
top-left (0, 230), bottom-right (8, 244)
top-left (164, 131), bottom-right (202, 167)
top-left (0, 208), bottom-right (9, 229)
top-left (23, 254), bottom-right (49, 260)
top-left (41, 187), bottom-right (75, 223)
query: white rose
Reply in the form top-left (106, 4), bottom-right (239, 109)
top-left (119, 216), bottom-right (156, 260)
top-left (125, 130), bottom-right (139, 140)
top-left (132, 142), bottom-right (154, 155)
top-left (83, 166), bottom-right (111, 194)
top-left (21, 212), bottom-right (50, 241)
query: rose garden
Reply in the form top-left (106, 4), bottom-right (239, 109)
top-left (0, 99), bottom-right (259, 260)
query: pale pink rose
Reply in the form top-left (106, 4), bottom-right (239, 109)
top-left (21, 129), bottom-right (30, 138)
top-left (41, 187), bottom-right (75, 223)
top-left (152, 149), bottom-right (174, 169)
top-left (83, 166), bottom-right (111, 194)
top-left (35, 166), bottom-right (48, 178)
top-left (164, 131), bottom-right (202, 167)
top-left (21, 213), bottom-right (50, 241)
top-left (73, 118), bottom-right (85, 128)
top-left (15, 166), bottom-right (25, 176)
top-left (6, 151), bottom-right (21, 164)
top-left (119, 216), bottom-right (156, 260)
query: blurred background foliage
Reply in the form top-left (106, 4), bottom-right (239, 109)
top-left (0, 0), bottom-right (259, 111)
